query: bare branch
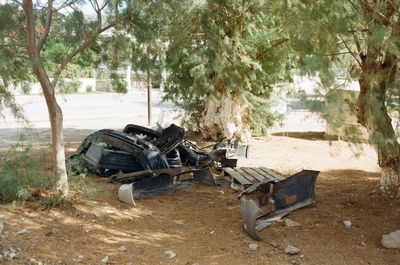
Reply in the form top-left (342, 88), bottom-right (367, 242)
top-left (37, 0), bottom-right (53, 52)
top-left (323, 51), bottom-right (354, 56)
top-left (339, 35), bottom-right (362, 67)
top-left (99, 0), bottom-right (111, 11)
top-left (352, 31), bottom-right (362, 54)
top-left (54, 0), bottom-right (75, 12)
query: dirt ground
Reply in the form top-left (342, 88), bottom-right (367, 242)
top-left (1, 132), bottom-right (400, 265)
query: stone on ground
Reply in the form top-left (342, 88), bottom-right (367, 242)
top-left (248, 243), bottom-right (258, 250)
top-left (381, 230), bottom-right (400, 249)
top-left (285, 245), bottom-right (300, 255)
top-left (285, 218), bottom-right (301, 227)
top-left (165, 250), bottom-right (177, 259)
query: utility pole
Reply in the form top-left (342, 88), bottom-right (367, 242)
top-left (147, 69), bottom-right (152, 126)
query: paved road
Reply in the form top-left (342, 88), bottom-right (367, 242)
top-left (0, 91), bottom-right (325, 148)
top-left (0, 90), bottom-right (181, 148)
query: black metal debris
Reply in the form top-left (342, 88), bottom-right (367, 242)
top-left (223, 167), bottom-right (319, 241)
top-left (67, 123), bottom-right (247, 202)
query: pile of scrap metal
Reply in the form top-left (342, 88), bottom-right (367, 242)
top-left (67, 123), bottom-right (248, 204)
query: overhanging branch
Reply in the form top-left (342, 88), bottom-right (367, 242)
top-left (37, 0), bottom-right (53, 52)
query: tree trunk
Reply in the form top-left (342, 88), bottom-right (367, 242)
top-left (357, 68), bottom-right (400, 193)
top-left (200, 93), bottom-right (251, 141)
top-left (34, 70), bottom-right (69, 196)
top-left (23, 0), bottom-right (69, 196)
top-left (147, 69), bottom-right (152, 126)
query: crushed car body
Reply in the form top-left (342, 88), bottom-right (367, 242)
top-left (67, 123), bottom-right (247, 202)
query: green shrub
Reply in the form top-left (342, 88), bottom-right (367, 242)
top-left (110, 73), bottom-right (128, 93)
top-left (21, 82), bottom-right (32, 95)
top-left (86, 85), bottom-right (93, 93)
top-left (0, 144), bottom-right (56, 202)
top-left (58, 77), bottom-right (81, 94)
top-left (66, 155), bottom-right (108, 198)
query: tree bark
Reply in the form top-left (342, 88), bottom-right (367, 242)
top-left (200, 92), bottom-right (251, 141)
top-left (357, 56), bottom-right (400, 193)
top-left (23, 0), bottom-right (69, 196)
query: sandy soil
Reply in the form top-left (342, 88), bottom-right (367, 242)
top-left (1, 133), bottom-right (400, 265)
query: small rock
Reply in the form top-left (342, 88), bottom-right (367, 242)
top-left (285, 218), bottom-right (301, 228)
top-left (218, 190), bottom-right (224, 195)
top-left (118, 246), bottom-right (127, 252)
top-left (105, 208), bottom-right (116, 215)
top-left (0, 219), bottom-right (4, 234)
top-left (165, 250), bottom-right (176, 259)
top-left (270, 241), bottom-right (279, 248)
top-left (85, 229), bottom-right (90, 233)
top-left (210, 230), bottom-right (215, 235)
top-left (343, 220), bottom-right (352, 228)
top-left (8, 251), bottom-right (17, 259)
top-left (382, 230), bottom-right (400, 249)
top-left (248, 243), bottom-right (258, 250)
top-left (93, 211), bottom-right (102, 218)
top-left (78, 255), bottom-right (84, 260)
top-left (285, 245), bottom-right (300, 255)
top-left (16, 229), bottom-right (27, 235)
top-left (101, 256), bottom-right (109, 263)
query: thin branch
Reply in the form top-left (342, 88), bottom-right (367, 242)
top-left (99, 0), bottom-right (111, 11)
top-left (270, 38), bottom-right (289, 49)
top-left (339, 35), bottom-right (362, 67)
top-left (323, 51), bottom-right (354, 56)
top-left (352, 31), bottom-right (362, 54)
top-left (54, 0), bottom-right (75, 12)
top-left (346, 0), bottom-right (360, 11)
top-left (37, 0), bottom-right (53, 52)
top-left (51, 18), bottom-right (122, 87)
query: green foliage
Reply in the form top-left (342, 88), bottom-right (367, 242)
top-left (86, 85), bottom-right (93, 93)
top-left (0, 3), bottom-right (32, 120)
top-left (0, 144), bottom-right (56, 202)
top-left (286, 0), bottom-right (400, 143)
top-left (110, 73), bottom-right (128, 93)
top-left (69, 173), bottom-right (104, 198)
top-left (58, 78), bottom-right (81, 94)
top-left (162, 0), bottom-right (290, 132)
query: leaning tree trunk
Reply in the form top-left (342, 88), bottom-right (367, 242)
top-left (200, 92), bottom-right (251, 141)
top-left (32, 69), bottom-right (69, 196)
top-left (44, 90), bottom-right (68, 194)
top-left (357, 69), bottom-right (400, 193)
top-left (23, 0), bottom-right (69, 196)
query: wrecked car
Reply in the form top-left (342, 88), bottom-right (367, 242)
top-left (67, 123), bottom-right (247, 202)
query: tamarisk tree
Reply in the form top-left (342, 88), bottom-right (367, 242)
top-left (163, 0), bottom-right (289, 140)
top-left (287, 0), bottom-right (400, 192)
top-left (12, 0), bottom-right (136, 196)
